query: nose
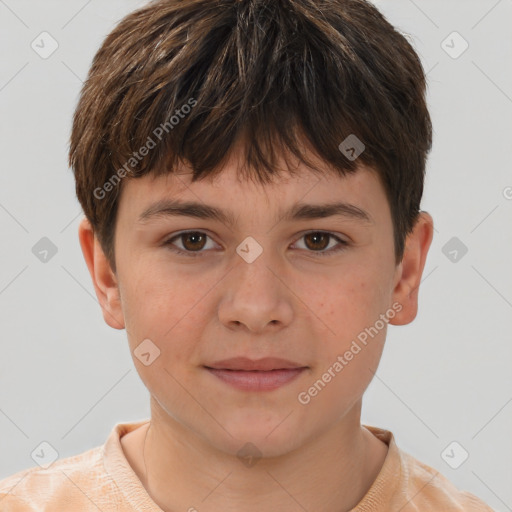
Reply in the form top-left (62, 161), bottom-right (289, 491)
top-left (217, 252), bottom-right (294, 333)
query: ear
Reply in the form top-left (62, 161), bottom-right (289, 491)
top-left (78, 217), bottom-right (125, 330)
top-left (389, 211), bottom-right (434, 326)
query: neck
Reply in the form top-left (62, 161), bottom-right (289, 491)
top-left (127, 398), bottom-right (388, 512)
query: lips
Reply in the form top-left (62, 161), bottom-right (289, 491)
top-left (206, 369), bottom-right (307, 392)
top-left (204, 356), bottom-right (307, 371)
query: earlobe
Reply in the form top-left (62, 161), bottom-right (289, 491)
top-left (78, 217), bottom-right (125, 330)
top-left (389, 212), bottom-right (434, 326)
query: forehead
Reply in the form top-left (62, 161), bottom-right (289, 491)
top-left (121, 160), bottom-right (382, 207)
top-left (115, 162), bottom-right (392, 239)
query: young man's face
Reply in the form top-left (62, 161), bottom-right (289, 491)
top-left (80, 150), bottom-right (432, 457)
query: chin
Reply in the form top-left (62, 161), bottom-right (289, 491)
top-left (205, 416), bottom-right (304, 459)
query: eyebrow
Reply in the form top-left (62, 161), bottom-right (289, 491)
top-left (138, 199), bottom-right (373, 227)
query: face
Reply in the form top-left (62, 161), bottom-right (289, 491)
top-left (80, 152), bottom-right (432, 458)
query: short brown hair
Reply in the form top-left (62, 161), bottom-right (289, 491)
top-left (69, 0), bottom-right (432, 273)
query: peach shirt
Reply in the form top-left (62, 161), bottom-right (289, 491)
top-left (0, 420), bottom-right (494, 511)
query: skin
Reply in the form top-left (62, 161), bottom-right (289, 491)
top-left (79, 146), bottom-right (433, 512)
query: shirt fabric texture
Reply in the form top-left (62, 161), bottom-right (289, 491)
top-left (0, 420), bottom-right (494, 511)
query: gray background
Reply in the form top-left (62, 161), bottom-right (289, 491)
top-left (0, 0), bottom-right (511, 510)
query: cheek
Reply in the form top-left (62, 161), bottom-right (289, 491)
top-left (309, 262), bottom-right (391, 393)
top-left (121, 271), bottom-right (208, 404)
top-left (319, 267), bottom-right (389, 336)
top-left (314, 331), bottom-right (386, 413)
top-left (120, 266), bottom-right (210, 361)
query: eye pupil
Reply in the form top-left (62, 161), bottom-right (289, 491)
top-left (305, 232), bottom-right (329, 251)
top-left (183, 232), bottom-right (206, 251)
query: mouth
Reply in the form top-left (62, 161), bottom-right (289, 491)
top-left (203, 357), bottom-right (308, 391)
top-left (204, 356), bottom-right (307, 372)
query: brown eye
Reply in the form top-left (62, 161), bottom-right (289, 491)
top-left (293, 231), bottom-right (348, 257)
top-left (303, 232), bottom-right (331, 251)
top-left (164, 231), bottom-right (215, 256)
top-left (180, 232), bottom-right (207, 251)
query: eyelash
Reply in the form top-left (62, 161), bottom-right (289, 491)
top-left (163, 230), bottom-right (349, 258)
